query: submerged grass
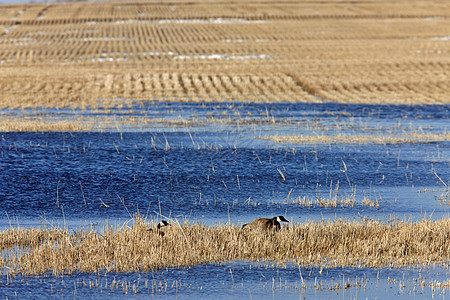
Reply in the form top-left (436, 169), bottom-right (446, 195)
top-left (1, 216), bottom-right (448, 277)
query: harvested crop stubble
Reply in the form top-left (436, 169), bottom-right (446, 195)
top-left (0, 0), bottom-right (449, 108)
top-left (1, 217), bottom-right (448, 276)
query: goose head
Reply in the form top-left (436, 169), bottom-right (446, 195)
top-left (275, 216), bottom-right (289, 223)
top-left (157, 220), bottom-right (170, 229)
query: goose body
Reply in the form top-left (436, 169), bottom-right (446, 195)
top-left (242, 216), bottom-right (288, 231)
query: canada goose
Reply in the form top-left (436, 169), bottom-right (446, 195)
top-left (242, 216), bottom-right (288, 231)
top-left (148, 220), bottom-right (170, 237)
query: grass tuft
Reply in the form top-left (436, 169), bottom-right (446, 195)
top-left (1, 217), bottom-right (448, 276)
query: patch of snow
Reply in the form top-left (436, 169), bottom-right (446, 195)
top-left (114, 19), bottom-right (149, 25)
top-left (3, 25), bottom-right (17, 35)
top-left (423, 16), bottom-right (446, 20)
top-left (78, 37), bottom-right (131, 42)
top-left (430, 36), bottom-right (450, 41)
top-left (0, 37), bottom-right (35, 45)
top-left (88, 50), bottom-right (179, 63)
top-left (174, 53), bottom-right (271, 60)
top-left (29, 29), bottom-right (99, 36)
top-left (222, 39), bottom-right (273, 43)
top-left (412, 49), bottom-right (447, 54)
top-left (157, 18), bottom-right (265, 24)
top-left (11, 10), bottom-right (23, 21)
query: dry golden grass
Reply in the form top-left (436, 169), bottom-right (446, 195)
top-left (0, 0), bottom-right (449, 108)
top-left (0, 114), bottom-right (208, 131)
top-left (1, 216), bottom-right (448, 276)
top-left (291, 196), bottom-right (379, 208)
top-left (262, 132), bottom-right (450, 145)
top-left (0, 117), bottom-right (92, 131)
top-left (428, 280), bottom-right (450, 289)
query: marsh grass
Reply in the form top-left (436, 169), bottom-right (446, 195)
top-left (1, 216), bottom-right (448, 277)
top-left (428, 280), bottom-right (450, 289)
top-left (291, 196), bottom-right (380, 208)
top-left (0, 115), bottom-right (195, 132)
top-left (0, 117), bottom-right (92, 132)
top-left (262, 133), bottom-right (450, 145)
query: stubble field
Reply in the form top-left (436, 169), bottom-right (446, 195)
top-left (0, 0), bottom-right (449, 113)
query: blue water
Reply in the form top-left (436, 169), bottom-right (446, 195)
top-left (0, 131), bottom-right (448, 227)
top-left (1, 262), bottom-right (448, 299)
top-left (0, 102), bottom-right (449, 299)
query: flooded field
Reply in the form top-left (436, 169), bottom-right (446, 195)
top-left (1, 102), bottom-right (449, 299)
top-left (1, 102), bottom-right (449, 226)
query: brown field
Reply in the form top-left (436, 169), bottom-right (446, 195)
top-left (0, 216), bottom-right (448, 276)
top-left (0, 0), bottom-right (449, 110)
